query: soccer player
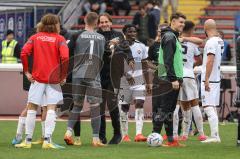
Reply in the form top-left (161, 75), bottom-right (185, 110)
top-left (117, 24), bottom-right (148, 142)
top-left (97, 13), bottom-right (123, 144)
top-left (152, 12), bottom-right (185, 147)
top-left (64, 12), bottom-right (106, 147)
top-left (15, 14), bottom-right (69, 149)
top-left (176, 20), bottom-right (207, 141)
top-left (201, 19), bottom-right (224, 143)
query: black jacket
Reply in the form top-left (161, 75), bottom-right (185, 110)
top-left (236, 35), bottom-right (240, 86)
top-left (132, 12), bottom-right (157, 39)
top-left (160, 26), bottom-right (180, 82)
top-left (97, 29), bottom-right (124, 88)
top-left (111, 39), bottom-right (133, 89)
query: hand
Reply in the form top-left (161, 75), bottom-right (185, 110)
top-left (178, 37), bottom-right (184, 43)
top-left (25, 72), bottom-right (35, 83)
top-left (109, 38), bottom-right (120, 46)
top-left (60, 79), bottom-right (66, 86)
top-left (146, 84), bottom-right (152, 95)
top-left (171, 80), bottom-right (179, 90)
top-left (126, 76), bottom-right (135, 86)
top-left (205, 80), bottom-right (210, 92)
top-left (129, 60), bottom-right (135, 72)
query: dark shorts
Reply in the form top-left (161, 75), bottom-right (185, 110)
top-left (72, 78), bottom-right (102, 104)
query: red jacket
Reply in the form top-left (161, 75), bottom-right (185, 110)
top-left (21, 32), bottom-right (69, 84)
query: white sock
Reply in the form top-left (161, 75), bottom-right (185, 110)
top-left (173, 105), bottom-right (180, 137)
top-left (41, 121), bottom-right (45, 138)
top-left (182, 109), bottom-right (192, 136)
top-left (25, 110), bottom-right (37, 140)
top-left (135, 108), bottom-right (144, 135)
top-left (204, 107), bottom-right (219, 138)
top-left (119, 107), bottom-right (128, 136)
top-left (16, 116), bottom-right (26, 140)
top-left (44, 110), bottom-right (56, 140)
top-left (191, 105), bottom-right (204, 136)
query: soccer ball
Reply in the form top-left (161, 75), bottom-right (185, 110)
top-left (147, 133), bottom-right (163, 147)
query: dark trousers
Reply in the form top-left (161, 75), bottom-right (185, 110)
top-left (152, 77), bottom-right (179, 141)
top-left (100, 84), bottom-right (121, 138)
top-left (238, 113), bottom-right (240, 140)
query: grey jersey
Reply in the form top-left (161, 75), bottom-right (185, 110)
top-left (73, 30), bottom-right (105, 80)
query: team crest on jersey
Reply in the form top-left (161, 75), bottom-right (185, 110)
top-left (137, 50), bottom-right (141, 54)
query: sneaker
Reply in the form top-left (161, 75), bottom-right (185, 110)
top-left (179, 135), bottom-right (188, 141)
top-left (122, 135), bottom-right (131, 142)
top-left (109, 134), bottom-right (122, 145)
top-left (163, 140), bottom-right (186, 147)
top-left (198, 135), bottom-right (207, 141)
top-left (15, 141), bottom-right (31, 148)
top-left (42, 142), bottom-right (65, 149)
top-left (162, 134), bottom-right (167, 141)
top-left (64, 132), bottom-right (74, 145)
top-left (12, 138), bottom-right (22, 145)
top-left (134, 134), bottom-right (147, 142)
top-left (92, 139), bottom-right (106, 147)
top-left (99, 136), bottom-right (107, 144)
top-left (237, 140), bottom-right (240, 147)
top-left (74, 137), bottom-right (82, 146)
top-left (201, 137), bottom-right (221, 143)
top-left (32, 138), bottom-right (44, 145)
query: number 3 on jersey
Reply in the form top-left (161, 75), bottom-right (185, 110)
top-left (181, 44), bottom-right (188, 65)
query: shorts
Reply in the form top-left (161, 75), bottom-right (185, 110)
top-left (117, 87), bottom-right (145, 105)
top-left (201, 82), bottom-right (220, 106)
top-left (72, 78), bottom-right (102, 104)
top-left (28, 81), bottom-right (63, 106)
top-left (178, 78), bottom-right (199, 101)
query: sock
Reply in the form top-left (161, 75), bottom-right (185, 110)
top-left (173, 105), bottom-right (180, 137)
top-left (204, 107), bottom-right (219, 138)
top-left (119, 107), bottom-right (128, 136)
top-left (41, 121), bottom-right (45, 138)
top-left (135, 108), bottom-right (144, 135)
top-left (16, 116), bottom-right (26, 140)
top-left (44, 110), bottom-right (56, 142)
top-left (90, 104), bottom-right (101, 138)
top-left (67, 106), bottom-right (82, 131)
top-left (25, 110), bottom-right (37, 142)
top-left (182, 109), bottom-right (192, 136)
top-left (66, 128), bottom-right (73, 136)
top-left (191, 105), bottom-right (204, 136)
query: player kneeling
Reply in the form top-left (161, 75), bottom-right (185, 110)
top-left (15, 14), bottom-right (69, 149)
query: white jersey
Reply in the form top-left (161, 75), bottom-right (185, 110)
top-left (201, 37), bottom-right (224, 82)
top-left (181, 41), bottom-right (201, 78)
top-left (128, 40), bottom-right (148, 89)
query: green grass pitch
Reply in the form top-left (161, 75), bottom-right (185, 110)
top-left (0, 121), bottom-right (240, 159)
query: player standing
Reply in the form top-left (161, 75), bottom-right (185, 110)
top-left (152, 12), bottom-right (185, 147)
top-left (64, 12), bottom-right (106, 147)
top-left (177, 21), bottom-right (207, 141)
top-left (117, 24), bottom-right (148, 142)
top-left (201, 19), bottom-right (223, 143)
top-left (15, 14), bottom-right (69, 149)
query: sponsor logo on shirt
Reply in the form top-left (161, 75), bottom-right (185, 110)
top-left (37, 36), bottom-right (56, 42)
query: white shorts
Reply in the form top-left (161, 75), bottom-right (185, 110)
top-left (201, 82), bottom-right (220, 107)
top-left (179, 78), bottom-right (199, 101)
top-left (28, 81), bottom-right (63, 106)
top-left (117, 85), bottom-right (146, 105)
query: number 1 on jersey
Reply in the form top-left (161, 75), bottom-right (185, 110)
top-left (89, 40), bottom-right (94, 59)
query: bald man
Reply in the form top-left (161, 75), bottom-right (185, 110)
top-left (201, 19), bottom-right (224, 143)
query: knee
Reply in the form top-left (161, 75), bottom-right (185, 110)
top-left (71, 106), bottom-right (83, 114)
top-left (135, 100), bottom-right (144, 109)
top-left (121, 104), bottom-right (130, 113)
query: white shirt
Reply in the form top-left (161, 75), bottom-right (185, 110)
top-left (128, 40), bottom-right (148, 89)
top-left (201, 36), bottom-right (224, 82)
top-left (181, 41), bottom-right (201, 78)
